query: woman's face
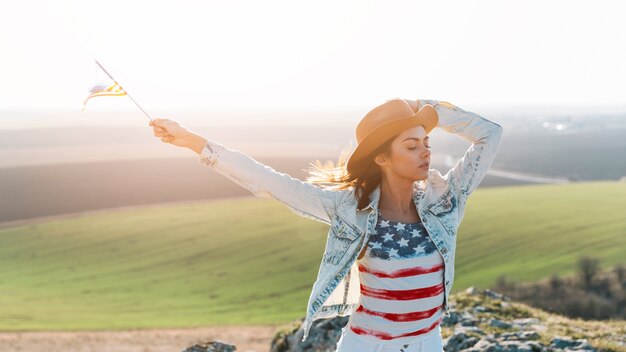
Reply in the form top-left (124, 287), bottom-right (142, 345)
top-left (375, 125), bottom-right (431, 181)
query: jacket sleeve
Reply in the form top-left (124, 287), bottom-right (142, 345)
top-left (419, 99), bottom-right (503, 198)
top-left (198, 139), bottom-right (342, 226)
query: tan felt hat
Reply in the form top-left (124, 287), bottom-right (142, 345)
top-left (346, 98), bottom-right (438, 175)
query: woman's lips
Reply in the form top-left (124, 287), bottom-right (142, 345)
top-left (420, 163), bottom-right (429, 169)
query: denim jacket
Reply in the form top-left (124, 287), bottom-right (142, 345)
top-left (198, 99), bottom-right (503, 342)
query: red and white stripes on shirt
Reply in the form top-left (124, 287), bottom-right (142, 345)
top-left (344, 216), bottom-right (445, 344)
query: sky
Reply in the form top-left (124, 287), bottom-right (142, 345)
top-left (1, 0), bottom-right (625, 128)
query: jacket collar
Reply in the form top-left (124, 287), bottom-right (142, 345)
top-left (363, 184), bottom-right (381, 211)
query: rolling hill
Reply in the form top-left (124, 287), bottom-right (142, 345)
top-left (0, 181), bottom-right (624, 331)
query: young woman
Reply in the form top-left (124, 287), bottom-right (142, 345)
top-left (149, 98), bottom-right (503, 352)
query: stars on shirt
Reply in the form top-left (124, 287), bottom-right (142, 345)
top-left (394, 223), bottom-right (406, 232)
top-left (388, 248), bottom-right (398, 257)
top-left (365, 217), bottom-right (438, 260)
top-left (412, 243), bottom-right (426, 253)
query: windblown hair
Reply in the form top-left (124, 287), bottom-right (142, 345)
top-left (305, 135), bottom-right (400, 211)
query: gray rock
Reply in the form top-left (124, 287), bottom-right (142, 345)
top-left (442, 311), bottom-right (462, 326)
top-left (444, 332), bottom-right (480, 351)
top-left (504, 331), bottom-right (540, 341)
top-left (512, 318), bottom-right (540, 326)
top-left (465, 339), bottom-right (504, 351)
top-left (270, 316), bottom-right (349, 352)
top-left (464, 339), bottom-right (546, 352)
top-left (459, 311), bottom-right (478, 326)
top-left (453, 325), bottom-right (487, 336)
top-left (484, 288), bottom-right (511, 301)
top-left (181, 340), bottom-right (236, 352)
top-left (519, 331), bottom-right (541, 341)
top-left (550, 336), bottom-right (597, 351)
top-left (499, 340), bottom-right (545, 351)
top-left (474, 305), bottom-right (492, 313)
top-left (489, 318), bottom-right (513, 329)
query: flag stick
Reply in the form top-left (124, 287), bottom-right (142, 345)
top-left (94, 59), bottom-right (153, 121)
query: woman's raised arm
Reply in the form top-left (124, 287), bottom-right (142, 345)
top-left (149, 118), bottom-right (343, 225)
top-left (417, 99), bottom-right (503, 199)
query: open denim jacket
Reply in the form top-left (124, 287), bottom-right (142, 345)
top-left (198, 99), bottom-right (503, 342)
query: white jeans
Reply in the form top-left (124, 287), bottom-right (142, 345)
top-left (335, 324), bottom-right (444, 352)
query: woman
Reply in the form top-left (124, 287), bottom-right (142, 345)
top-left (149, 98), bottom-right (503, 352)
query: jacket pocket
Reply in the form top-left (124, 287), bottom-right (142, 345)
top-left (323, 214), bottom-right (361, 265)
top-left (427, 190), bottom-right (459, 237)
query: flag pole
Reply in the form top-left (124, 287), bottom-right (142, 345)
top-left (94, 59), bottom-right (153, 121)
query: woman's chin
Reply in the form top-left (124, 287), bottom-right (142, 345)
top-left (414, 171), bottom-right (428, 182)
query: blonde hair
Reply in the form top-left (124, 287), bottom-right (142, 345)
top-left (305, 141), bottom-right (356, 190)
top-left (305, 136), bottom-right (398, 211)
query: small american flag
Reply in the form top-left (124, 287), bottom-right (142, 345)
top-left (82, 81), bottom-right (127, 111)
top-left (81, 59), bottom-right (153, 121)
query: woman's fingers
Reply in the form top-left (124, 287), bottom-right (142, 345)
top-left (149, 119), bottom-right (171, 129)
top-left (151, 118), bottom-right (169, 124)
top-left (149, 118), bottom-right (182, 145)
top-left (149, 120), bottom-right (168, 136)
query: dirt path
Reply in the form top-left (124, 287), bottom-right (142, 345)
top-left (0, 325), bottom-right (284, 352)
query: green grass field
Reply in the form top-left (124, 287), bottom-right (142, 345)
top-left (0, 181), bottom-right (624, 331)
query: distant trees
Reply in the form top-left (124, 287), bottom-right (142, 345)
top-left (615, 264), bottom-right (625, 286)
top-left (578, 256), bottom-right (600, 290)
top-left (494, 256), bottom-right (625, 320)
top-left (549, 274), bottom-right (563, 291)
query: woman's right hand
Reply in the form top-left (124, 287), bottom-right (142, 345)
top-left (149, 118), bottom-right (197, 149)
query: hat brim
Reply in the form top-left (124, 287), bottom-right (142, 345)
top-left (346, 103), bottom-right (438, 175)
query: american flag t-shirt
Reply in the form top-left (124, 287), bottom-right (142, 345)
top-left (344, 215), bottom-right (445, 344)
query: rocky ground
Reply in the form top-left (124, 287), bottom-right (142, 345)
top-left (438, 286), bottom-right (626, 352)
top-left (268, 287), bottom-right (626, 352)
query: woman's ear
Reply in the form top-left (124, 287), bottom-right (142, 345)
top-left (373, 153), bottom-right (388, 167)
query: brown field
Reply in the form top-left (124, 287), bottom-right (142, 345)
top-left (0, 325), bottom-right (282, 352)
top-left (0, 156), bottom-right (321, 224)
top-left (0, 155), bottom-right (526, 227)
